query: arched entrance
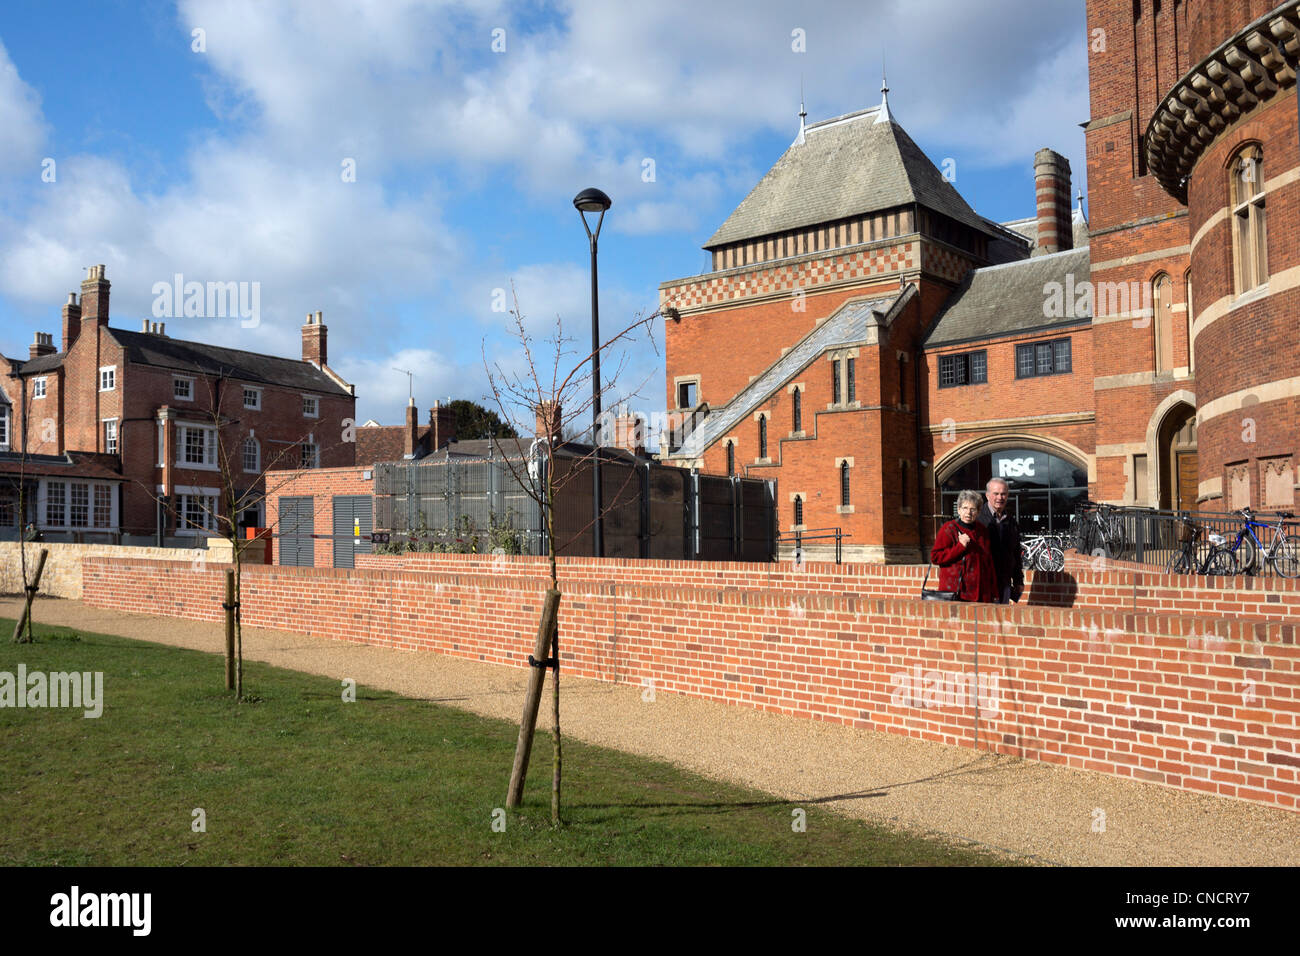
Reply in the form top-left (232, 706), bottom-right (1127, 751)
top-left (1156, 403), bottom-right (1197, 511)
top-left (935, 440), bottom-right (1089, 535)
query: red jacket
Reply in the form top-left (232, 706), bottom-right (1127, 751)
top-left (930, 519), bottom-right (998, 603)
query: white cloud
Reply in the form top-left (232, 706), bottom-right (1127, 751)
top-left (0, 38), bottom-right (47, 176)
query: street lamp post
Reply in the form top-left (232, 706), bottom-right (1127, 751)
top-left (574, 187), bottom-right (612, 559)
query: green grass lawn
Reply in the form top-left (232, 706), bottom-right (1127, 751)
top-left (0, 620), bottom-right (1009, 866)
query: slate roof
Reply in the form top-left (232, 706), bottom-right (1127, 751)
top-left (0, 451), bottom-right (124, 482)
top-left (108, 329), bottom-right (351, 395)
top-left (355, 425), bottom-right (430, 465)
top-left (923, 247), bottom-right (1091, 347)
top-left (669, 290), bottom-right (908, 459)
top-left (18, 352), bottom-right (62, 374)
top-left (706, 106), bottom-right (997, 248)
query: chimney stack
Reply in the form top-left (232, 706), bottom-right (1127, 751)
top-left (79, 264), bottom-right (110, 327)
top-left (403, 398), bottom-right (419, 458)
top-left (610, 408), bottom-right (647, 457)
top-left (62, 293), bottom-right (82, 353)
top-left (429, 400), bottom-right (456, 451)
top-left (1032, 149), bottom-right (1073, 257)
top-left (535, 400), bottom-right (562, 444)
top-left (302, 310), bottom-right (327, 367)
top-left (29, 332), bottom-right (56, 360)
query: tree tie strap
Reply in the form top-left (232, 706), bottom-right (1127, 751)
top-left (528, 654), bottom-right (558, 670)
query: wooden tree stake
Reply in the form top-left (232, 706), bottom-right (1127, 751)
top-left (11, 548), bottom-right (49, 644)
top-left (506, 588), bottom-right (560, 807)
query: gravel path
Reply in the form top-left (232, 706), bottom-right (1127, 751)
top-left (7, 595), bottom-right (1299, 866)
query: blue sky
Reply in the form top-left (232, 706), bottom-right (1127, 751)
top-left (0, 0), bottom-right (1088, 435)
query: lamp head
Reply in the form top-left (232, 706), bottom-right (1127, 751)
top-left (573, 187), bottom-right (612, 212)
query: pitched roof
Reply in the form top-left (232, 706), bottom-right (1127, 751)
top-left (355, 424), bottom-right (430, 465)
top-left (923, 247), bottom-right (1091, 347)
top-left (18, 352), bottom-right (62, 374)
top-left (0, 451), bottom-right (124, 482)
top-left (706, 106), bottom-right (997, 248)
top-left (669, 289), bottom-right (909, 459)
top-left (108, 329), bottom-right (351, 396)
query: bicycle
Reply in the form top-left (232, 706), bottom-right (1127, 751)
top-left (1167, 515), bottom-right (1236, 576)
top-left (1075, 503), bottom-right (1126, 558)
top-left (1223, 507), bottom-right (1300, 578)
top-left (1021, 533), bottom-right (1065, 571)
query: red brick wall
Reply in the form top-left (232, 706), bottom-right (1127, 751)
top-left (82, 552), bottom-right (1300, 811)
top-left (264, 465), bottom-right (375, 565)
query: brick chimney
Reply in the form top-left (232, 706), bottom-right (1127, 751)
top-left (302, 310), bottom-right (327, 367)
top-left (535, 400), bottom-right (561, 444)
top-left (80, 265), bottom-right (110, 327)
top-left (610, 408), bottom-right (646, 457)
top-left (403, 399), bottom-right (419, 458)
top-left (429, 400), bottom-right (456, 451)
top-left (29, 332), bottom-right (56, 360)
top-left (1032, 148), bottom-right (1073, 257)
top-left (61, 293), bottom-right (82, 353)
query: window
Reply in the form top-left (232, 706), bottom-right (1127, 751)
top-left (792, 388), bottom-right (802, 432)
top-left (726, 441), bottom-right (735, 476)
top-left (156, 420), bottom-right (165, 467)
top-left (939, 350), bottom-right (987, 387)
top-left (178, 424), bottom-right (217, 468)
top-left (302, 395), bottom-right (319, 418)
top-left (1230, 144), bottom-right (1267, 294)
top-left (45, 481), bottom-right (65, 526)
top-left (901, 460), bottom-right (910, 511)
top-left (243, 387), bottom-right (261, 410)
top-left (174, 377), bottom-right (193, 401)
top-left (103, 419), bottom-right (118, 455)
top-left (1152, 273), bottom-right (1173, 372)
top-left (301, 440), bottom-right (319, 469)
top-left (178, 493), bottom-right (218, 534)
top-left (242, 436), bottom-right (260, 473)
top-left (0, 405), bottom-right (8, 450)
top-left (69, 483), bottom-right (89, 527)
top-left (793, 495), bottom-right (803, 526)
top-left (840, 461), bottom-right (851, 507)
top-left (1185, 271), bottom-right (1194, 372)
top-left (99, 366), bottom-right (116, 391)
top-left (93, 485), bottom-right (111, 528)
top-left (831, 359), bottom-right (841, 404)
top-left (34, 378), bottom-right (47, 399)
top-left (898, 354), bottom-right (907, 406)
top-left (1016, 339), bottom-right (1072, 378)
top-left (846, 358), bottom-right (856, 403)
top-left (0, 495), bottom-right (14, 527)
top-left (758, 416), bottom-right (768, 459)
top-left (677, 381), bottom-right (697, 409)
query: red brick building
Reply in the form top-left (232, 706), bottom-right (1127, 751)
top-left (0, 266), bottom-right (356, 541)
top-left (659, 0), bottom-right (1300, 561)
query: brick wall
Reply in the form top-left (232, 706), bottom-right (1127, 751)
top-left (264, 465), bottom-right (375, 566)
top-left (82, 552), bottom-right (1300, 810)
top-left (0, 541), bottom-right (207, 599)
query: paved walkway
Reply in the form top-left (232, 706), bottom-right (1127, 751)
top-left (6, 595), bottom-right (1299, 865)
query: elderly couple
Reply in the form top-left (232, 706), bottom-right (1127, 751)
top-left (930, 478), bottom-right (1024, 604)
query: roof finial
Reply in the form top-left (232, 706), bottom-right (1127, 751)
top-left (875, 60), bottom-right (891, 125)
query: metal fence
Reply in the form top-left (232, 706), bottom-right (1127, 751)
top-left (372, 454), bottom-right (776, 561)
top-left (1069, 503), bottom-right (1300, 577)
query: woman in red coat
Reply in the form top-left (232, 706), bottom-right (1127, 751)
top-left (930, 491), bottom-right (998, 603)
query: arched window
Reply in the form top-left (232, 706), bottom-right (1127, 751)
top-left (1184, 270), bottom-right (1194, 372)
top-left (901, 460), bottom-right (909, 510)
top-left (831, 359), bottom-right (841, 404)
top-left (840, 461), bottom-right (850, 507)
top-left (1152, 272), bottom-right (1173, 372)
top-left (793, 495), bottom-right (803, 526)
top-left (792, 388), bottom-right (802, 433)
top-left (758, 416), bottom-right (768, 459)
top-left (898, 354), bottom-right (907, 406)
top-left (242, 436), bottom-right (260, 473)
top-left (1230, 144), bottom-right (1267, 294)
top-left (726, 441), bottom-right (735, 476)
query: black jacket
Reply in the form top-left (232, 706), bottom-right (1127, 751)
top-left (978, 503), bottom-right (1023, 590)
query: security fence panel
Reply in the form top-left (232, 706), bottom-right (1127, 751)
top-left (696, 474), bottom-right (738, 561)
top-left (647, 464), bottom-right (689, 559)
top-left (332, 495), bottom-right (373, 569)
top-left (279, 496), bottom-right (315, 567)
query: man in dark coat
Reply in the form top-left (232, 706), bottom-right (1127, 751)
top-left (979, 478), bottom-right (1023, 604)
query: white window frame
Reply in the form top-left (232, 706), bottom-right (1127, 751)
top-left (242, 435), bottom-right (260, 474)
top-left (300, 436), bottom-right (320, 469)
top-left (0, 404), bottom-right (9, 451)
top-left (38, 478), bottom-right (119, 531)
top-left (156, 420), bottom-right (166, 467)
top-left (173, 485), bottom-right (220, 537)
top-left (177, 423), bottom-right (219, 471)
top-left (302, 394), bottom-right (319, 418)
top-left (173, 376), bottom-right (194, 402)
top-left (34, 377), bottom-right (47, 399)
top-left (243, 386), bottom-right (262, 411)
top-left (103, 418), bottom-right (118, 455)
top-left (99, 366), bottom-right (116, 392)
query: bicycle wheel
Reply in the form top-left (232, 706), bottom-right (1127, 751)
top-left (1268, 532), bottom-right (1300, 578)
top-left (1234, 534), bottom-right (1258, 575)
top-left (1167, 549), bottom-right (1194, 574)
top-left (1202, 549), bottom-right (1237, 576)
top-left (1037, 546), bottom-right (1065, 572)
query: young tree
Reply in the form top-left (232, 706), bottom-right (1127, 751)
top-left (484, 285), bottom-right (661, 824)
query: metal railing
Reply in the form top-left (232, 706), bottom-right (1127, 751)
top-left (779, 526), bottom-right (849, 564)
